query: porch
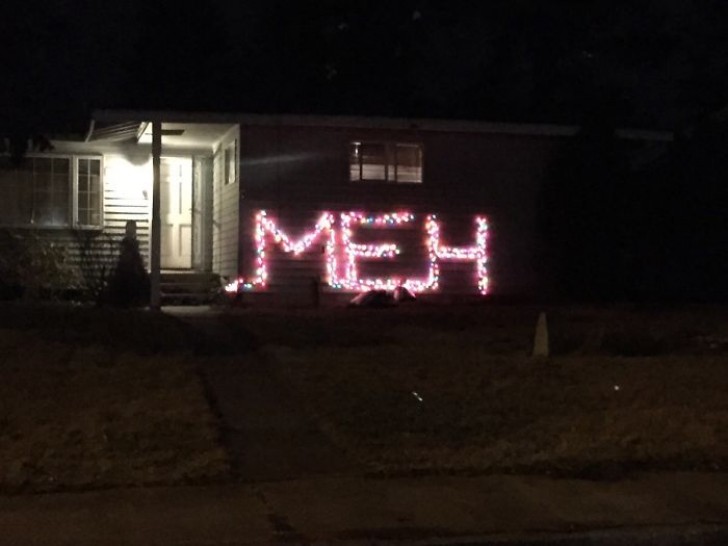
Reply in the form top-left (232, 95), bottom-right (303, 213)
top-left (87, 112), bottom-right (240, 308)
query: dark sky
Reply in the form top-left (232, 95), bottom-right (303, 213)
top-left (2, 0), bottom-right (728, 135)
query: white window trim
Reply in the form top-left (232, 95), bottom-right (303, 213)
top-left (72, 155), bottom-right (104, 230)
top-left (224, 139), bottom-right (238, 186)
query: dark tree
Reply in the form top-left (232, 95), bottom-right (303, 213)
top-left (539, 106), bottom-right (633, 301)
top-left (661, 119), bottom-right (728, 301)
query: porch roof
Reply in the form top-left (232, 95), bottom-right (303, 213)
top-left (85, 118), bottom-right (236, 152)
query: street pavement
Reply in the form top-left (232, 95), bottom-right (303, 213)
top-left (0, 473), bottom-right (727, 545)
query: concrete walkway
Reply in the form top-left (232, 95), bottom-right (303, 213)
top-left (198, 355), bottom-right (356, 482)
top-left (168, 307), bottom-right (356, 482)
top-left (1, 473), bottom-right (727, 545)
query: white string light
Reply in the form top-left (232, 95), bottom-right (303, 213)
top-left (225, 210), bottom-right (489, 296)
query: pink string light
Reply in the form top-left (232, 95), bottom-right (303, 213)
top-left (427, 214), bottom-right (489, 295)
top-left (225, 210), bottom-right (336, 292)
top-left (224, 210), bottom-right (489, 296)
top-left (339, 211), bottom-right (414, 291)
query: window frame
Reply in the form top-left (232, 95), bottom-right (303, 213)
top-left (224, 139), bottom-right (238, 185)
top-left (0, 153), bottom-right (104, 230)
top-left (73, 155), bottom-right (104, 230)
top-left (349, 141), bottom-right (424, 184)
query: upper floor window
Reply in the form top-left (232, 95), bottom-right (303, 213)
top-left (0, 155), bottom-right (102, 229)
top-left (350, 142), bottom-right (423, 184)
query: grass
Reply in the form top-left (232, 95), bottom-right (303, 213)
top-left (0, 328), bottom-right (230, 493)
top-left (0, 301), bottom-right (193, 354)
top-left (223, 304), bottom-right (728, 479)
top-left (223, 303), bottom-right (728, 356)
top-left (1, 301), bottom-right (726, 491)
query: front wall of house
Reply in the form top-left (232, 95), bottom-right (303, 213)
top-left (102, 151), bottom-right (153, 261)
top-left (2, 138), bottom-right (231, 295)
top-left (0, 147), bottom-right (153, 292)
top-left (83, 150), bottom-right (153, 283)
top-left (238, 124), bottom-right (562, 302)
top-left (2, 123), bottom-right (560, 302)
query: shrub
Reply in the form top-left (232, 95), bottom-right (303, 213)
top-left (0, 230), bottom-right (82, 300)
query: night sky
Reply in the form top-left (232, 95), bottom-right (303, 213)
top-left (2, 1), bottom-right (728, 135)
top-left (1, 1), bottom-right (728, 300)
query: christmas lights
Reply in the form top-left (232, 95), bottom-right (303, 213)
top-left (339, 211), bottom-right (414, 291)
top-left (224, 210), bottom-right (336, 292)
top-left (427, 214), bottom-right (489, 295)
top-left (224, 210), bottom-right (489, 296)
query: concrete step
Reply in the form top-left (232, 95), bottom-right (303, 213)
top-left (160, 271), bottom-right (221, 305)
top-left (160, 271), bottom-right (220, 283)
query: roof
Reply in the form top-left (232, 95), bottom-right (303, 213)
top-left (93, 109), bottom-right (674, 142)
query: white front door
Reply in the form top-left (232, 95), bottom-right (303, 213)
top-left (161, 157), bottom-right (193, 269)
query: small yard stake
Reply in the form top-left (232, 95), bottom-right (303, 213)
top-left (533, 311), bottom-right (549, 358)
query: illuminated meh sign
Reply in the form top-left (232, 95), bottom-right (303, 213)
top-left (226, 210), bottom-right (489, 295)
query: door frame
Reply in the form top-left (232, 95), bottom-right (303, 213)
top-left (191, 156), bottom-right (214, 272)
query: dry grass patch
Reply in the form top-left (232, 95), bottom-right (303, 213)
top-left (269, 341), bottom-right (728, 478)
top-left (0, 330), bottom-right (230, 493)
top-left (224, 304), bottom-right (728, 357)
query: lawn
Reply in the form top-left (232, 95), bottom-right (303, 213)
top-left (0, 326), bottom-right (230, 493)
top-left (0, 302), bottom-right (193, 353)
top-left (223, 305), bottom-right (728, 479)
top-left (1, 301), bottom-right (726, 491)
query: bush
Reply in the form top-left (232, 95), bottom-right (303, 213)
top-left (0, 230), bottom-right (82, 300)
top-left (74, 230), bottom-right (117, 303)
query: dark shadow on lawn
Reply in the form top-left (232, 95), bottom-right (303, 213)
top-left (0, 302), bottom-right (192, 355)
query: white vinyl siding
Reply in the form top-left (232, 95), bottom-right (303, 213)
top-left (101, 153), bottom-right (152, 265)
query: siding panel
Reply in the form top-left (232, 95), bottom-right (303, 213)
top-left (237, 124), bottom-right (560, 300)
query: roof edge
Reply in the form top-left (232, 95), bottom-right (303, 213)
top-left (92, 109), bottom-right (674, 142)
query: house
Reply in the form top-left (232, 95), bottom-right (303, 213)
top-left (0, 110), bottom-right (673, 306)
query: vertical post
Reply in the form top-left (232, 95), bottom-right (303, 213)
top-left (150, 120), bottom-right (162, 310)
